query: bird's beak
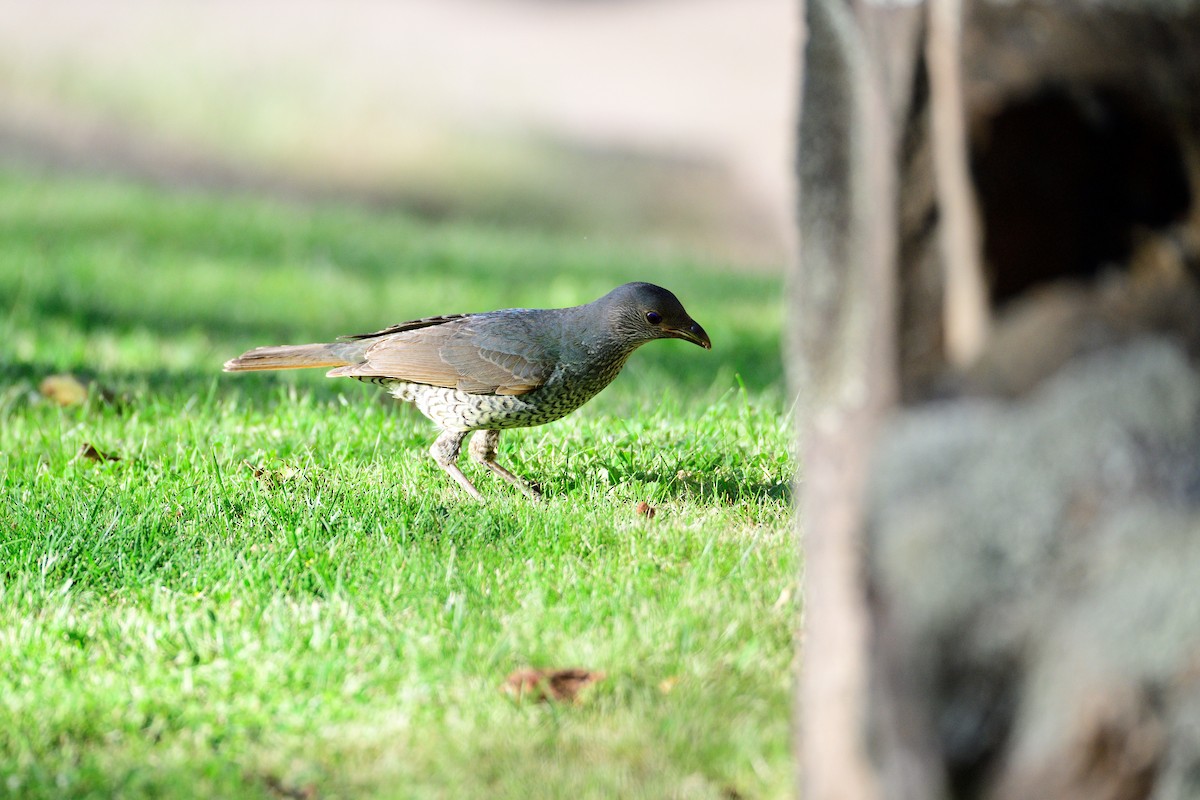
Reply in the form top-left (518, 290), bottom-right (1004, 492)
top-left (668, 321), bottom-right (712, 350)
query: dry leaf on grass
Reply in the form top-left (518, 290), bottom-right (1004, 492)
top-left (635, 500), bottom-right (657, 519)
top-left (79, 442), bottom-right (120, 462)
top-left (258, 773), bottom-right (318, 800)
top-left (39, 374), bottom-right (89, 407)
top-left (244, 461), bottom-right (300, 487)
top-left (502, 667), bottom-right (605, 703)
top-left (38, 374), bottom-right (122, 409)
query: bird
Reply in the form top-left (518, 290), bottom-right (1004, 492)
top-left (223, 282), bottom-right (711, 500)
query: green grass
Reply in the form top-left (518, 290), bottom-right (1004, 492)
top-left (0, 170), bottom-right (796, 799)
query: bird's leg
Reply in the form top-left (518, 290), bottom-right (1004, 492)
top-left (469, 429), bottom-right (542, 501)
top-left (429, 429), bottom-right (485, 501)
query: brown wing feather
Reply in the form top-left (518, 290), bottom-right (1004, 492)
top-left (338, 314), bottom-right (471, 340)
top-left (326, 313), bottom-right (555, 395)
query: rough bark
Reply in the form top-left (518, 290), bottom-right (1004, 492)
top-left (791, 1), bottom-right (921, 797)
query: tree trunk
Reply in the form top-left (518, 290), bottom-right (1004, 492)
top-left (792, 1), bottom-right (1200, 797)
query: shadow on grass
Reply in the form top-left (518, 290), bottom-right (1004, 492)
top-left (14, 299), bottom-right (781, 394)
top-left (4, 179), bottom-right (784, 394)
top-left (4, 310), bottom-right (781, 403)
top-left (549, 467), bottom-right (792, 506)
top-left (669, 472), bottom-right (793, 505)
top-left (0, 359), bottom-right (372, 410)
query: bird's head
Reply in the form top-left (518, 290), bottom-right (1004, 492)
top-left (598, 282), bottom-right (712, 350)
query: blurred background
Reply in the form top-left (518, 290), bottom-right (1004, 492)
top-left (0, 0), bottom-right (796, 268)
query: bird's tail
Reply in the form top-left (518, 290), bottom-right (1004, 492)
top-left (223, 342), bottom-right (359, 372)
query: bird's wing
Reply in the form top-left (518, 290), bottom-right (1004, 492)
top-left (326, 312), bottom-right (556, 396)
top-left (337, 314), bottom-right (471, 340)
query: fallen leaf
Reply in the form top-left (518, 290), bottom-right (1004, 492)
top-left (258, 773), bottom-right (317, 800)
top-left (244, 461), bottom-right (301, 487)
top-left (38, 374), bottom-right (123, 409)
top-left (635, 501), bottom-right (657, 519)
top-left (39, 374), bottom-right (89, 407)
top-left (79, 442), bottom-right (120, 462)
top-left (502, 667), bottom-right (605, 703)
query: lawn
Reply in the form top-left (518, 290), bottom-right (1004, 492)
top-left (0, 170), bottom-right (796, 799)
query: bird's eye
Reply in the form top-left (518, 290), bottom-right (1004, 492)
top-left (645, 311), bottom-right (662, 325)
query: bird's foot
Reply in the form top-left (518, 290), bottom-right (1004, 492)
top-left (443, 462), bottom-right (487, 502)
top-left (469, 429), bottom-right (542, 501)
top-left (490, 467), bottom-right (541, 501)
top-left (430, 430), bottom-right (486, 501)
